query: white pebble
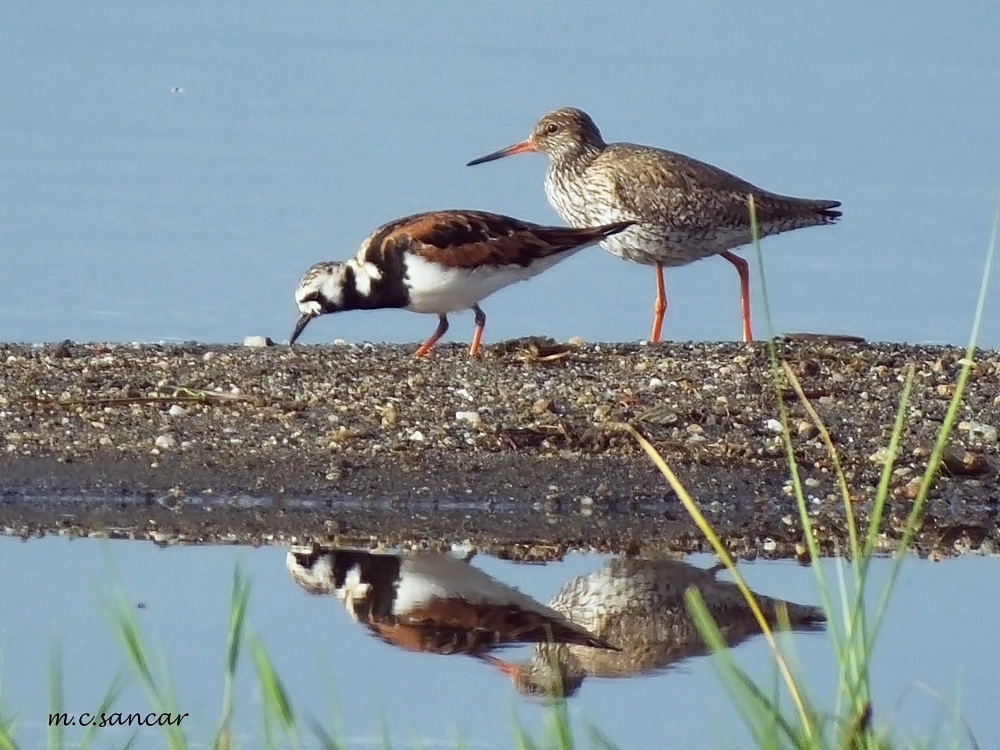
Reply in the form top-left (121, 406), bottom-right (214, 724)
top-left (455, 411), bottom-right (481, 427)
top-left (243, 335), bottom-right (273, 348)
top-left (765, 418), bottom-right (784, 434)
top-left (168, 405), bottom-right (188, 417)
top-left (203, 351), bottom-right (217, 362)
top-left (959, 420), bottom-right (998, 444)
top-left (409, 430), bottom-right (425, 442)
top-left (155, 434), bottom-right (176, 450)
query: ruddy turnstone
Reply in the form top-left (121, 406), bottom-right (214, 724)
top-left (286, 545), bottom-right (616, 656)
top-left (486, 556), bottom-right (824, 697)
top-left (468, 108), bottom-right (841, 343)
top-left (289, 209), bottom-right (632, 356)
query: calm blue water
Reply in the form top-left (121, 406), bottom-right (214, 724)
top-left (3, 4), bottom-right (998, 348)
top-left (1, 538), bottom-right (997, 749)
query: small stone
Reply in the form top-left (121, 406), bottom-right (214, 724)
top-left (797, 420), bottom-right (819, 439)
top-left (377, 403), bottom-right (397, 427)
top-left (804, 477), bottom-right (820, 488)
top-left (154, 434), bottom-right (176, 450)
top-left (51, 340), bottom-right (73, 359)
top-left (203, 351), bottom-right (217, 362)
top-left (243, 335), bottom-right (273, 348)
top-left (455, 411), bottom-right (481, 427)
top-left (593, 404), bottom-right (613, 421)
top-left (942, 444), bottom-right (989, 476)
top-left (869, 447), bottom-right (891, 465)
top-left (958, 420), bottom-right (998, 444)
top-left (408, 430), bottom-right (425, 442)
top-left (765, 418), bottom-right (784, 434)
top-left (894, 478), bottom-right (922, 501)
top-left (168, 405), bottom-right (188, 418)
top-left (532, 399), bottom-right (553, 415)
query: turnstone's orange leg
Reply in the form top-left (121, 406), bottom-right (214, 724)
top-left (468, 304), bottom-right (486, 358)
top-left (649, 263), bottom-right (666, 343)
top-left (414, 314), bottom-right (449, 358)
top-left (721, 251), bottom-right (753, 342)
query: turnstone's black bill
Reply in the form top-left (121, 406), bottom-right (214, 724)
top-left (286, 545), bottom-right (617, 657)
top-left (486, 556), bottom-right (825, 698)
top-left (468, 107), bottom-right (840, 343)
top-left (288, 209), bottom-right (632, 357)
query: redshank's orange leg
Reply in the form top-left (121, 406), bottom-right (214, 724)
top-left (649, 263), bottom-right (666, 343)
top-left (467, 304), bottom-right (486, 358)
top-left (413, 314), bottom-right (449, 358)
top-left (721, 251), bottom-right (753, 342)
top-left (481, 654), bottom-right (521, 680)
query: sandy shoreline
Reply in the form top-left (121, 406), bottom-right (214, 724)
top-left (1, 337), bottom-right (997, 557)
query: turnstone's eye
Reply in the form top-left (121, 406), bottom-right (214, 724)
top-left (544, 122), bottom-right (559, 135)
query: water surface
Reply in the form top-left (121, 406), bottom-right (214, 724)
top-left (4, 4), bottom-right (998, 348)
top-left (2, 537), bottom-right (996, 748)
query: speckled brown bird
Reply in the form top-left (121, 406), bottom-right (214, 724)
top-left (467, 108), bottom-right (841, 343)
top-left (286, 545), bottom-right (617, 657)
top-left (289, 209), bottom-right (632, 357)
top-left (485, 556), bottom-right (825, 697)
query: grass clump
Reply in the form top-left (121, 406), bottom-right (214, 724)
top-left (611, 191), bottom-right (996, 749)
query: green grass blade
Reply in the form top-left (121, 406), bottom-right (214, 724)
top-left (545, 695), bottom-right (574, 750)
top-left (614, 420), bottom-right (814, 735)
top-left (586, 723), bottom-right (623, 750)
top-left (213, 566), bottom-right (250, 750)
top-left (249, 635), bottom-right (299, 748)
top-left (46, 643), bottom-right (63, 750)
top-left (102, 585), bottom-right (187, 750)
top-left (0, 719), bottom-right (19, 750)
top-left (75, 670), bottom-right (128, 750)
top-left (685, 587), bottom-right (807, 748)
top-left (870, 184), bottom-right (998, 646)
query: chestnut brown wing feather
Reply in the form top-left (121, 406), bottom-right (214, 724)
top-left (398, 599), bottom-right (617, 651)
top-left (362, 210), bottom-right (632, 270)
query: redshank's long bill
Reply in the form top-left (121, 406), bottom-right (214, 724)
top-left (467, 107), bottom-right (841, 343)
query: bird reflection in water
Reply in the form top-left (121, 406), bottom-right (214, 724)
top-left (286, 546), bottom-right (823, 698)
top-left (286, 545), bottom-right (615, 658)
top-left (486, 556), bottom-right (825, 698)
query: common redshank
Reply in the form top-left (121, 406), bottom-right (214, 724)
top-left (467, 107), bottom-right (842, 343)
top-left (485, 556), bottom-right (824, 697)
top-left (289, 209), bottom-right (631, 357)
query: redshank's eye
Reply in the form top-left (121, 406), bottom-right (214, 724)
top-left (544, 122), bottom-right (559, 135)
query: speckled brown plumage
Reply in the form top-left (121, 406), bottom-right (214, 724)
top-left (486, 556), bottom-right (824, 697)
top-left (468, 107), bottom-right (841, 343)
